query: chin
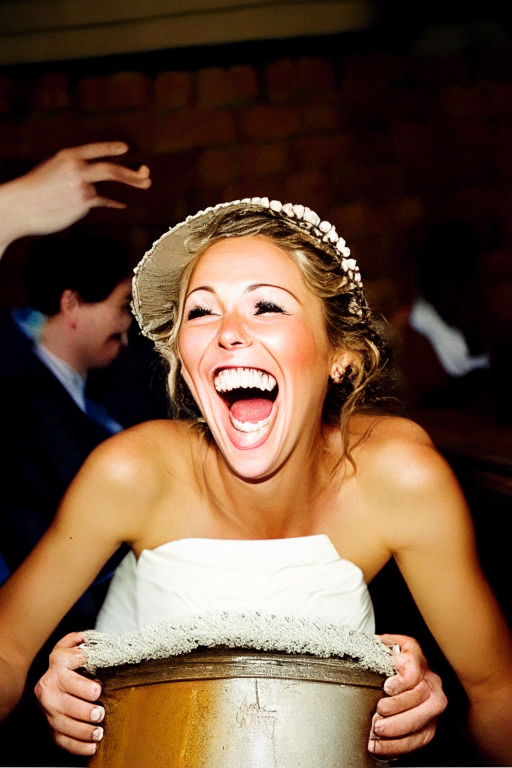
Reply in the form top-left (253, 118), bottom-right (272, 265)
top-left (211, 422), bottom-right (289, 483)
top-left (90, 355), bottom-right (119, 371)
top-left (95, 342), bottom-right (123, 368)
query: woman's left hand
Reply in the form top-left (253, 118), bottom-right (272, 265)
top-left (368, 634), bottom-right (447, 758)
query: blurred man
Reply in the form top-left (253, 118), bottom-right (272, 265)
top-left (0, 233), bottom-right (138, 767)
top-left (0, 233), bottom-right (134, 572)
top-left (0, 142), bottom-right (151, 764)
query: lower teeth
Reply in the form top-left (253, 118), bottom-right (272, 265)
top-left (231, 415), bottom-right (270, 433)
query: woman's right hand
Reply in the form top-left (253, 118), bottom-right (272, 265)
top-left (35, 632), bottom-right (105, 757)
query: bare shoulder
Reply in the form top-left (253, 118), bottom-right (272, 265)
top-left (348, 413), bottom-right (473, 556)
top-left (351, 412), bottom-right (433, 449)
top-left (351, 413), bottom-right (454, 492)
top-left (88, 419), bottom-right (195, 468)
top-left (57, 420), bottom-right (201, 541)
top-left (84, 419), bottom-right (195, 484)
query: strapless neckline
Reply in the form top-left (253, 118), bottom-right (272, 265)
top-left (139, 535), bottom-right (357, 565)
top-left (137, 535), bottom-right (365, 580)
top-left (96, 533), bottom-right (375, 635)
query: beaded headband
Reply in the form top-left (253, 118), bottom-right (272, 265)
top-left (132, 198), bottom-right (368, 340)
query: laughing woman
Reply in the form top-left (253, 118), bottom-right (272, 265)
top-left (1, 199), bottom-right (512, 765)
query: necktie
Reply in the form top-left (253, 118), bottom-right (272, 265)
top-left (84, 398), bottom-right (123, 434)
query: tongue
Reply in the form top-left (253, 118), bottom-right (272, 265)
top-left (230, 398), bottom-right (273, 423)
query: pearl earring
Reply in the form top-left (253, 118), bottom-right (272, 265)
top-left (331, 366), bottom-right (345, 383)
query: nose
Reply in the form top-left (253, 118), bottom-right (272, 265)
top-left (217, 311), bottom-right (251, 350)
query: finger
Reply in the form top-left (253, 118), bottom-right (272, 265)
top-left (379, 634), bottom-right (426, 662)
top-left (36, 665), bottom-right (101, 706)
top-left (384, 650), bottom-right (427, 694)
top-left (369, 719), bottom-right (437, 758)
top-left (44, 691), bottom-right (105, 726)
top-left (57, 667), bottom-right (102, 701)
top-left (372, 697), bottom-right (439, 741)
top-left (50, 709), bottom-right (104, 743)
top-left (49, 646), bottom-right (88, 673)
top-left (377, 679), bottom-right (431, 717)
top-left (34, 672), bottom-right (105, 725)
top-left (83, 161), bottom-right (151, 187)
top-left (53, 631), bottom-right (86, 650)
top-left (380, 634), bottom-right (428, 696)
top-left (50, 640), bottom-right (89, 667)
top-left (53, 730), bottom-right (101, 757)
top-left (73, 142), bottom-right (129, 160)
top-left (89, 196), bottom-right (128, 210)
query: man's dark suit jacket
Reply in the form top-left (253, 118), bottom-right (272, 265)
top-left (0, 313), bottom-right (118, 581)
top-left (0, 312), bottom-right (127, 766)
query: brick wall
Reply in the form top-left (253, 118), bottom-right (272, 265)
top-left (1, 47), bottom-right (512, 339)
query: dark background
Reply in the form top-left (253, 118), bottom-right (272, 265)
top-left (1, 2), bottom-right (512, 765)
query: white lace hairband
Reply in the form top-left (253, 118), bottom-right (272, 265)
top-left (132, 198), bottom-right (367, 340)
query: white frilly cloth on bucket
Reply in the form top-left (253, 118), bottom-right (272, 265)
top-left (95, 535), bottom-right (375, 636)
top-left (81, 610), bottom-right (395, 677)
top-left (83, 537), bottom-right (390, 677)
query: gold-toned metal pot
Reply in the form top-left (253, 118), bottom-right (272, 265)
top-left (89, 648), bottom-right (387, 768)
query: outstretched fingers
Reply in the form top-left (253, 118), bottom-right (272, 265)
top-left (83, 160), bottom-right (151, 188)
top-left (72, 141), bottom-right (129, 160)
top-left (90, 196), bottom-right (127, 210)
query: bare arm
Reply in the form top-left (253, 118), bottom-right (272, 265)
top-left (0, 426), bottom-right (159, 720)
top-left (0, 504), bottom-right (119, 721)
top-left (364, 421), bottom-right (512, 765)
top-left (0, 141), bottom-right (151, 259)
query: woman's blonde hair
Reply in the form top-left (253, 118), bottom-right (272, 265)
top-left (146, 204), bottom-right (395, 464)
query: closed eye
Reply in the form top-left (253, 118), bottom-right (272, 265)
top-left (187, 306), bottom-right (214, 320)
top-left (254, 300), bottom-right (287, 315)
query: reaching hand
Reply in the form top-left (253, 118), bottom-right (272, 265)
top-left (35, 632), bottom-right (104, 757)
top-left (0, 142), bottom-right (151, 257)
top-left (368, 634), bottom-right (448, 758)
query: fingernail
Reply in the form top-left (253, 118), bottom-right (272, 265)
top-left (90, 707), bottom-right (104, 722)
top-left (368, 739), bottom-right (376, 753)
top-left (92, 727), bottom-right (104, 742)
top-left (92, 684), bottom-right (102, 699)
top-left (374, 720), bottom-right (384, 735)
top-left (384, 677), bottom-right (396, 695)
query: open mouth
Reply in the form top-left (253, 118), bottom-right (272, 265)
top-left (214, 367), bottom-right (278, 434)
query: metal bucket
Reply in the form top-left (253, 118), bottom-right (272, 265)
top-left (88, 648), bottom-right (387, 768)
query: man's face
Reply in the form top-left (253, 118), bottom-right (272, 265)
top-left (73, 278), bottom-right (133, 371)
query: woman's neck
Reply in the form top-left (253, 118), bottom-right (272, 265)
top-left (204, 424), bottom-right (344, 539)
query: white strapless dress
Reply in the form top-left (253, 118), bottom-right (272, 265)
top-left (95, 535), bottom-right (375, 635)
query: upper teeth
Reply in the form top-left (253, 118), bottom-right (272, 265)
top-left (214, 368), bottom-right (277, 393)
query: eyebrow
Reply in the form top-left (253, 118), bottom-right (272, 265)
top-left (186, 283), bottom-right (299, 301)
